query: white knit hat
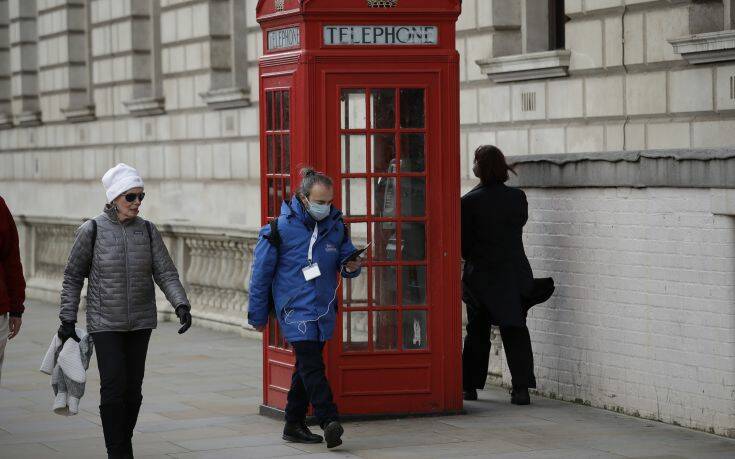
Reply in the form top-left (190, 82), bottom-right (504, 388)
top-left (102, 163), bottom-right (144, 203)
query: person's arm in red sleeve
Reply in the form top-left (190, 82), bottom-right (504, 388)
top-left (0, 198), bottom-right (25, 339)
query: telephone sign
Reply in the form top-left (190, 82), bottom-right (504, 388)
top-left (323, 25), bottom-right (438, 46)
top-left (268, 26), bottom-right (300, 50)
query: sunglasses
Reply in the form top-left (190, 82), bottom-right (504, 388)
top-left (124, 192), bottom-right (145, 203)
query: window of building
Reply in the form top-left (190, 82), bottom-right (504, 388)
top-left (478, 0), bottom-right (571, 84)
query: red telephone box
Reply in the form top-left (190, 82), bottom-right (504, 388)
top-left (257, 0), bottom-right (462, 417)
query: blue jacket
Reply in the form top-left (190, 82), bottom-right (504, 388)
top-left (248, 196), bottom-right (361, 342)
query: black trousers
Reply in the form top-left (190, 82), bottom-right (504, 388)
top-left (93, 329), bottom-right (152, 455)
top-left (462, 300), bottom-right (536, 391)
top-left (285, 340), bottom-right (339, 426)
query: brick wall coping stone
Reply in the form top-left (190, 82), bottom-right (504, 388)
top-left (507, 148), bottom-right (735, 189)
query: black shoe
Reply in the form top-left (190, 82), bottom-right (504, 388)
top-left (323, 420), bottom-right (344, 449)
top-left (463, 389), bottom-right (478, 401)
top-left (510, 387), bottom-right (530, 405)
top-left (283, 421), bottom-right (323, 444)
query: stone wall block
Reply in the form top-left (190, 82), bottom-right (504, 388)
top-left (604, 15), bottom-right (623, 68)
top-left (213, 143), bottom-right (231, 180)
top-left (497, 129), bottom-right (528, 155)
top-left (530, 127), bottom-right (565, 155)
top-left (626, 71), bottom-right (667, 116)
top-left (625, 123), bottom-right (646, 150)
top-left (567, 125), bottom-right (604, 153)
top-left (623, 12), bottom-right (644, 66)
top-left (478, 85), bottom-right (511, 123)
top-left (669, 67), bottom-right (714, 114)
top-left (605, 124), bottom-right (624, 151)
top-left (193, 2), bottom-right (210, 37)
top-left (566, 18), bottom-right (603, 70)
top-left (585, 75), bottom-right (624, 118)
top-left (646, 122), bottom-right (691, 150)
top-left (692, 120), bottom-right (735, 148)
top-left (230, 141), bottom-right (249, 179)
top-left (175, 6), bottom-right (193, 41)
top-left (548, 79), bottom-right (584, 119)
top-left (460, 87), bottom-right (478, 124)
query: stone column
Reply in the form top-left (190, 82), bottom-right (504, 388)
top-left (37, 0), bottom-right (94, 123)
top-left (60, 0), bottom-right (94, 121)
top-left (122, 0), bottom-right (164, 116)
top-left (9, 0), bottom-right (41, 126)
top-left (199, 0), bottom-right (251, 109)
top-left (487, 0), bottom-right (522, 58)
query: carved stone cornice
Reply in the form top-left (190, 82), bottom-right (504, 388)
top-left (124, 97), bottom-right (166, 117)
top-left (199, 87), bottom-right (252, 110)
top-left (477, 49), bottom-right (571, 83)
top-left (669, 30), bottom-right (735, 65)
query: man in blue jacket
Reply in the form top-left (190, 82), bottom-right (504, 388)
top-left (248, 168), bottom-right (362, 449)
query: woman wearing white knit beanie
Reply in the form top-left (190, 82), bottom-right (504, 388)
top-left (59, 163), bottom-right (193, 459)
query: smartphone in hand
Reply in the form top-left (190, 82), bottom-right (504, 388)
top-left (342, 242), bottom-right (372, 264)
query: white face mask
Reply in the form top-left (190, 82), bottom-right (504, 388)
top-left (307, 199), bottom-right (331, 221)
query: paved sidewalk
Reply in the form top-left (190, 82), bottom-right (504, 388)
top-left (1, 301), bottom-right (734, 459)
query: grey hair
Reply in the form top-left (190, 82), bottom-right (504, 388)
top-left (298, 167), bottom-right (333, 197)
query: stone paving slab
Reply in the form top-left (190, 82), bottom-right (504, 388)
top-left (1, 300), bottom-right (734, 459)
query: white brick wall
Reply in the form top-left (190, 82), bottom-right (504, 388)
top-left (519, 187), bottom-right (735, 437)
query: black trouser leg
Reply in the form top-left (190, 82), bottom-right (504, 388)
top-left (284, 357), bottom-right (309, 423)
top-left (288, 341), bottom-right (338, 427)
top-left (93, 329), bottom-right (151, 458)
top-left (499, 325), bottom-right (535, 389)
top-left (93, 331), bottom-right (127, 457)
top-left (123, 330), bottom-right (151, 455)
top-left (462, 300), bottom-right (491, 391)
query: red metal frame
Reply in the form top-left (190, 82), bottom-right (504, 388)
top-left (257, 0), bottom-right (462, 416)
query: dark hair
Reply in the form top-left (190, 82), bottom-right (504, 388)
top-left (298, 167), bottom-right (333, 197)
top-left (473, 145), bottom-right (516, 185)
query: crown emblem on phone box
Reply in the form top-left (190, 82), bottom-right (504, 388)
top-left (367, 0), bottom-right (398, 7)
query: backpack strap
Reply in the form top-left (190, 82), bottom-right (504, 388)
top-left (145, 220), bottom-right (153, 255)
top-left (87, 219), bottom-right (97, 278)
top-left (339, 217), bottom-right (348, 242)
top-left (91, 219), bottom-right (97, 251)
top-left (266, 218), bottom-right (282, 248)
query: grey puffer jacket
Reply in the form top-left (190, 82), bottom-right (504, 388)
top-left (60, 205), bottom-right (190, 333)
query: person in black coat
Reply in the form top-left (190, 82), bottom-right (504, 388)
top-left (461, 145), bottom-right (538, 405)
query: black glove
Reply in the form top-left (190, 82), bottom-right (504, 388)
top-left (175, 305), bottom-right (192, 334)
top-left (57, 321), bottom-right (80, 343)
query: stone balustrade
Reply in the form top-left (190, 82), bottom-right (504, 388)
top-left (14, 215), bottom-right (261, 336)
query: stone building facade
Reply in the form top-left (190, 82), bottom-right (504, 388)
top-left (0, 0), bottom-right (733, 437)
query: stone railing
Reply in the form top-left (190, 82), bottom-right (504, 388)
top-left (14, 215), bottom-right (261, 337)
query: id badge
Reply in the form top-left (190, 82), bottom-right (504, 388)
top-left (302, 263), bottom-right (321, 281)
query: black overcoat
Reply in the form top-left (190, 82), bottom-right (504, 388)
top-left (461, 183), bottom-right (535, 327)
